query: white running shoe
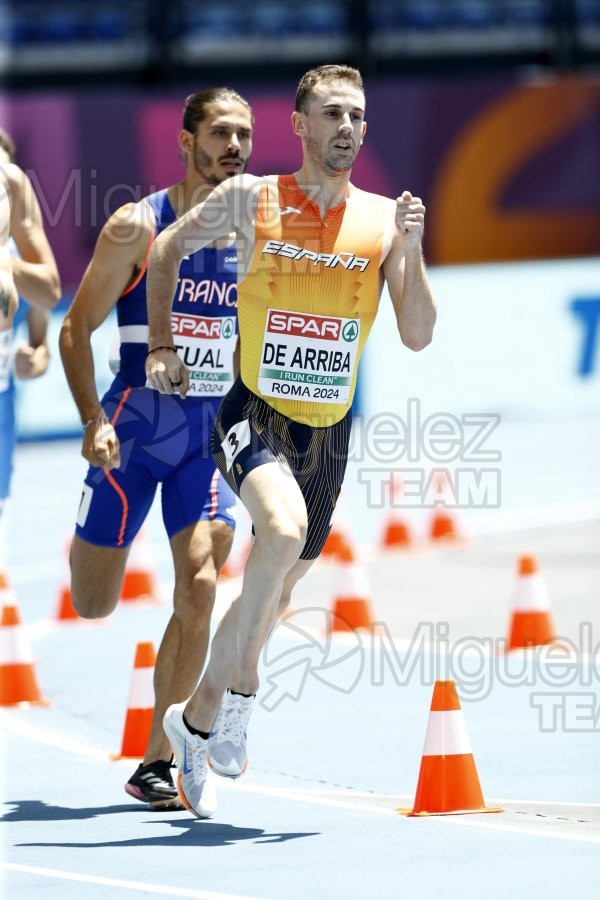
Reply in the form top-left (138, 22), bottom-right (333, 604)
top-left (208, 690), bottom-right (254, 779)
top-left (163, 702), bottom-right (217, 818)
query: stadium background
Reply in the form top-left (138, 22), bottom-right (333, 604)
top-left (2, 0), bottom-right (598, 441)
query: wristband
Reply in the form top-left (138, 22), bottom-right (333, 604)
top-left (83, 415), bottom-right (108, 430)
top-left (147, 345), bottom-right (176, 356)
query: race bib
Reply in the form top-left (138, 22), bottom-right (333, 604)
top-left (221, 419), bottom-right (251, 472)
top-left (169, 313), bottom-right (236, 397)
top-left (258, 309), bottom-right (360, 404)
top-left (0, 329), bottom-right (13, 393)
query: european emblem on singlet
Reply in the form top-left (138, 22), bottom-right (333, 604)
top-left (258, 309), bottom-right (360, 404)
top-left (171, 313), bottom-right (236, 395)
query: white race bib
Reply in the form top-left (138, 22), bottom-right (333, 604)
top-left (221, 419), bottom-right (251, 472)
top-left (171, 313), bottom-right (236, 397)
top-left (257, 309), bottom-right (360, 404)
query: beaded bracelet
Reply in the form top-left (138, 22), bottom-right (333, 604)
top-left (147, 345), bottom-right (176, 356)
top-left (83, 415), bottom-right (108, 430)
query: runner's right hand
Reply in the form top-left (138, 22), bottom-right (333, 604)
top-left (145, 347), bottom-right (189, 398)
top-left (82, 418), bottom-right (121, 470)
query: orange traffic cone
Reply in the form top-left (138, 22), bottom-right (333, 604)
top-left (399, 680), bottom-right (501, 816)
top-left (321, 526), bottom-right (345, 559)
top-left (111, 640), bottom-right (156, 759)
top-left (380, 474), bottom-right (414, 549)
top-left (427, 471), bottom-right (461, 542)
top-left (55, 541), bottom-right (80, 622)
top-left (381, 517), bottom-right (413, 549)
top-left (507, 554), bottom-right (556, 650)
top-left (55, 585), bottom-right (80, 622)
top-left (54, 539), bottom-right (90, 623)
top-left (120, 530), bottom-right (160, 603)
top-left (221, 536), bottom-right (252, 580)
top-left (0, 603), bottom-right (49, 706)
top-left (329, 544), bottom-right (374, 632)
top-left (429, 507), bottom-right (459, 541)
top-left (0, 569), bottom-right (16, 606)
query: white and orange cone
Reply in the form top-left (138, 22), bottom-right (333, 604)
top-left (508, 554), bottom-right (556, 650)
top-left (0, 569), bottom-right (17, 608)
top-left (429, 507), bottom-right (460, 542)
top-left (220, 536), bottom-right (252, 581)
top-left (427, 471), bottom-right (462, 543)
top-left (54, 539), bottom-right (82, 623)
top-left (329, 543), bottom-right (374, 633)
top-left (111, 640), bottom-right (156, 759)
top-left (0, 602), bottom-right (49, 707)
top-left (120, 529), bottom-right (160, 603)
top-left (380, 474), bottom-right (414, 550)
top-left (399, 680), bottom-right (501, 816)
top-left (321, 526), bottom-right (351, 561)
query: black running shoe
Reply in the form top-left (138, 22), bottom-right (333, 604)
top-left (125, 759), bottom-right (184, 809)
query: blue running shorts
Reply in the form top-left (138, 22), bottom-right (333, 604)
top-left (0, 385), bottom-right (16, 513)
top-left (75, 375), bottom-right (237, 548)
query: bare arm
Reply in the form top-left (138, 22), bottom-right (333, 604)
top-left (7, 164), bottom-right (61, 310)
top-left (146, 174), bottom-right (258, 395)
top-left (59, 203), bottom-right (152, 469)
top-left (382, 191), bottom-right (436, 352)
top-left (0, 173), bottom-right (17, 330)
top-left (14, 305), bottom-right (50, 379)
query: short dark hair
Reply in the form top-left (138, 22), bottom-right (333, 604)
top-left (182, 87), bottom-right (253, 133)
top-left (0, 127), bottom-right (16, 162)
top-left (295, 65), bottom-right (364, 114)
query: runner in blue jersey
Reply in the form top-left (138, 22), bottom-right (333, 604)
top-left (59, 89), bottom-right (253, 809)
top-left (0, 128), bottom-right (61, 520)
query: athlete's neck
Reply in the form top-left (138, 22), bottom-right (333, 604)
top-left (293, 163), bottom-right (352, 218)
top-left (167, 178), bottom-right (217, 217)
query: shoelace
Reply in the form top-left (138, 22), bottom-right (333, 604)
top-left (218, 698), bottom-right (252, 747)
top-left (188, 735), bottom-right (209, 785)
top-left (140, 761), bottom-right (173, 788)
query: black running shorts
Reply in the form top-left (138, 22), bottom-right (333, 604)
top-left (210, 377), bottom-right (352, 559)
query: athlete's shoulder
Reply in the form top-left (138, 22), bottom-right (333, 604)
top-left (103, 198), bottom-right (155, 247)
top-left (349, 183), bottom-right (394, 211)
top-left (222, 173), bottom-right (263, 194)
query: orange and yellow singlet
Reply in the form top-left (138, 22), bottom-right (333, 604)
top-left (238, 175), bottom-right (389, 426)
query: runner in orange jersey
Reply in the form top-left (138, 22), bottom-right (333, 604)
top-left (146, 65), bottom-right (436, 819)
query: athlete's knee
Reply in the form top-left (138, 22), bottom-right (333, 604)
top-left (173, 567), bottom-right (217, 623)
top-left (71, 584), bottom-right (119, 619)
top-left (69, 539), bottom-right (124, 618)
top-left (255, 514), bottom-right (307, 564)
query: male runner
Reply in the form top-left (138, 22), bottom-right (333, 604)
top-left (59, 88), bottom-right (253, 809)
top-left (145, 65), bottom-right (437, 818)
top-left (0, 129), bottom-right (61, 520)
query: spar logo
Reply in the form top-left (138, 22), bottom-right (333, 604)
top-left (171, 314), bottom-right (235, 339)
top-left (342, 321), bottom-right (359, 342)
top-left (267, 310), bottom-right (354, 341)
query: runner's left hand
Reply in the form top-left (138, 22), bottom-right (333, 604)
top-left (395, 191), bottom-right (425, 248)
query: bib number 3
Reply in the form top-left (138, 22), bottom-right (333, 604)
top-left (221, 420), bottom-right (251, 471)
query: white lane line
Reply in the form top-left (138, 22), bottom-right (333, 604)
top-left (416, 815), bottom-right (600, 844)
top-left (217, 782), bottom-right (600, 844)
top-left (276, 787), bottom-right (600, 807)
top-left (0, 862), bottom-right (267, 900)
top-left (0, 711), bottom-right (109, 761)
top-left (2, 711), bottom-right (599, 845)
